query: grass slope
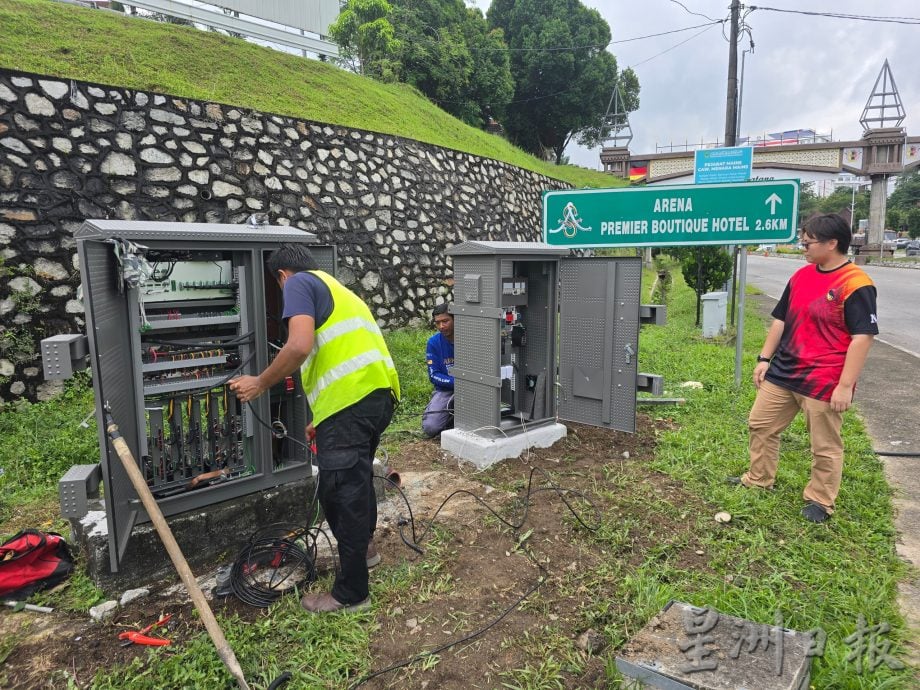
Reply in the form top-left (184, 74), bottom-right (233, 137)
top-left (0, 0), bottom-right (621, 189)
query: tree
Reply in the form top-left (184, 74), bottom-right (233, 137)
top-left (818, 187), bottom-right (869, 227)
top-left (674, 247), bottom-right (733, 299)
top-left (889, 169), bottom-right (920, 215)
top-left (329, 0), bottom-right (402, 80)
top-left (886, 207), bottom-right (902, 233)
top-left (798, 182), bottom-right (821, 225)
top-left (390, 0), bottom-right (513, 127)
top-left (907, 208), bottom-right (920, 240)
top-left (465, 23), bottom-right (515, 126)
top-left (487, 0), bottom-right (639, 164)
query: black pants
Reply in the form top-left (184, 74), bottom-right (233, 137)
top-left (315, 388), bottom-right (395, 604)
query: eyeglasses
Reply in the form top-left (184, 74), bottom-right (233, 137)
top-left (800, 239), bottom-right (825, 248)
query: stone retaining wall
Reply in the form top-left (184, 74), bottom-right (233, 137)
top-left (0, 68), bottom-right (570, 401)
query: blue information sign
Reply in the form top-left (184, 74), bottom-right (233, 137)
top-left (694, 146), bottom-right (753, 184)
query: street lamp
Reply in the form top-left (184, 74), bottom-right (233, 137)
top-left (836, 177), bottom-right (867, 232)
top-left (834, 177), bottom-right (868, 254)
top-left (736, 47), bottom-right (753, 135)
top-left (850, 184), bottom-right (857, 233)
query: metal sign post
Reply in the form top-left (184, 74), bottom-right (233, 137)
top-left (734, 249), bottom-right (749, 387)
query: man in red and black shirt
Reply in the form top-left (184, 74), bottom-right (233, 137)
top-left (731, 214), bottom-right (878, 523)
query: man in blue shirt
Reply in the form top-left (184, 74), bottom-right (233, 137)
top-left (423, 304), bottom-right (454, 436)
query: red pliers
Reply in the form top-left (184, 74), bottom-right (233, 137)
top-left (119, 613), bottom-right (172, 647)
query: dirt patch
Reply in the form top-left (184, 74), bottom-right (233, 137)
top-left (1, 417), bottom-right (718, 689)
top-left (1, 598), bottom-right (200, 689)
top-left (362, 419), bottom-right (714, 689)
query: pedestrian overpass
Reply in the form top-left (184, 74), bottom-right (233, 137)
top-left (604, 134), bottom-right (920, 187)
top-left (598, 61), bottom-right (918, 247)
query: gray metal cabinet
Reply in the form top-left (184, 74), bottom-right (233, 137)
top-left (73, 220), bottom-right (334, 571)
top-left (446, 241), bottom-right (647, 438)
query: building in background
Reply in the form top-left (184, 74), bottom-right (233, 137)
top-left (118, 0), bottom-right (339, 58)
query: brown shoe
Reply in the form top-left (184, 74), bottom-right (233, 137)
top-left (726, 476), bottom-right (774, 491)
top-left (301, 591), bottom-right (370, 614)
top-left (366, 539), bottom-right (381, 568)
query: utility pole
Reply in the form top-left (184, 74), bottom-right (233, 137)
top-left (724, 0), bottom-right (741, 146)
top-left (725, 0), bottom-right (744, 386)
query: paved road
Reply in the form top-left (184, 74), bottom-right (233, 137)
top-left (743, 255), bottom-right (920, 669)
top-left (745, 254), bottom-right (920, 357)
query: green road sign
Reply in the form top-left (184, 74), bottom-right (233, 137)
top-left (543, 180), bottom-right (799, 248)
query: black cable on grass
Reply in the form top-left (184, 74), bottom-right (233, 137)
top-left (239, 403), bottom-right (602, 690)
top-left (409, 465), bottom-right (602, 547)
top-left (236, 406), bottom-right (416, 603)
top-left (349, 574), bottom-right (546, 689)
top-left (375, 474), bottom-right (424, 556)
top-left (267, 672), bottom-right (292, 690)
top-left (229, 526), bottom-right (318, 608)
top-left (229, 477), bottom-right (415, 607)
top-left (245, 401), bottom-right (421, 549)
top-left (349, 467), bottom-right (602, 688)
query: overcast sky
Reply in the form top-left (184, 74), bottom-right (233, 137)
top-left (471, 0), bottom-right (920, 169)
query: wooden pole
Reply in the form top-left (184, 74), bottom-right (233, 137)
top-left (105, 415), bottom-right (251, 690)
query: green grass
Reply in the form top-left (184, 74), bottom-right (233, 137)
top-left (0, 372), bottom-right (98, 525)
top-left (0, 0), bottom-right (621, 190)
top-left (89, 590), bottom-right (374, 689)
top-left (0, 262), bottom-right (912, 688)
top-left (380, 327), bottom-right (432, 447)
top-left (629, 262), bottom-right (910, 688)
top-left (87, 526), bottom-right (458, 689)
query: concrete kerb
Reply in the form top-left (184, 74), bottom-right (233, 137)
top-left (440, 423), bottom-right (568, 469)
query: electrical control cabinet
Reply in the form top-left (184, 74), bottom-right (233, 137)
top-left (72, 220), bottom-right (335, 571)
top-left (447, 241), bottom-right (659, 438)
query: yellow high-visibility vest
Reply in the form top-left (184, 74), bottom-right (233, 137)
top-left (299, 270), bottom-right (400, 427)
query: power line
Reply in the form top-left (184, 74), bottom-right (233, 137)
top-left (395, 20), bottom-right (725, 54)
top-left (669, 0), bottom-right (722, 23)
top-left (749, 6), bottom-right (920, 25)
top-left (611, 20), bottom-right (725, 44)
top-left (432, 26), bottom-right (722, 107)
top-left (628, 23), bottom-right (719, 69)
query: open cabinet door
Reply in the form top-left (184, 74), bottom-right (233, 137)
top-left (78, 239), bottom-right (140, 571)
top-left (557, 256), bottom-right (641, 432)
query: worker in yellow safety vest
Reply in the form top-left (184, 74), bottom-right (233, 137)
top-left (231, 243), bottom-right (400, 613)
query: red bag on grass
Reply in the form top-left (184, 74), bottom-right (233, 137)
top-left (0, 529), bottom-right (74, 599)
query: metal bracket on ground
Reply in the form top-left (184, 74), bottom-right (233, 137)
top-left (60, 463), bottom-right (103, 519)
top-left (636, 373), bottom-right (664, 395)
top-left (640, 304), bottom-right (667, 326)
top-left (40, 333), bottom-right (89, 381)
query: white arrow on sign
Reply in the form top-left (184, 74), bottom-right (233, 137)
top-left (765, 193), bottom-right (782, 214)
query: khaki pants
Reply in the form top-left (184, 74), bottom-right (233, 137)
top-left (742, 380), bottom-right (844, 512)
